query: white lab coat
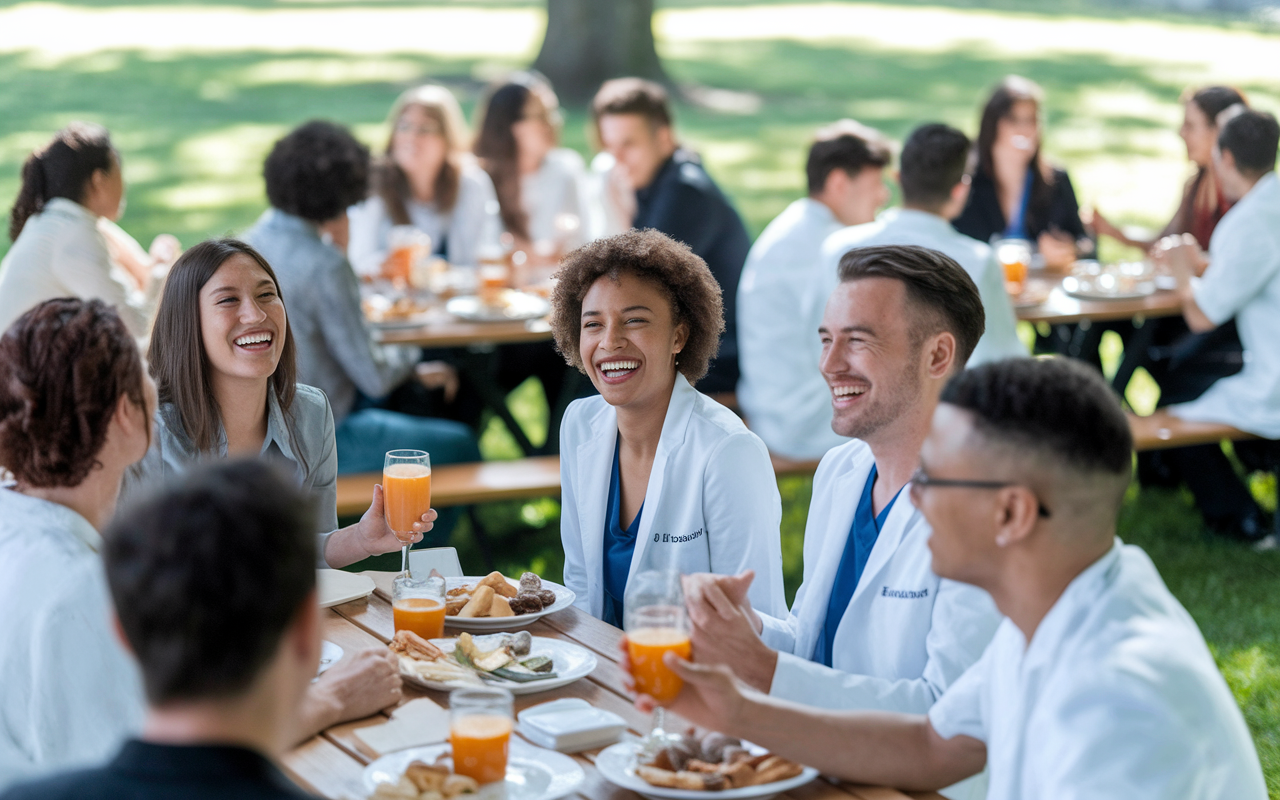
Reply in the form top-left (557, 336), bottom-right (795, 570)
top-left (1170, 171), bottom-right (1280, 438)
top-left (759, 440), bottom-right (1000, 800)
top-left (809, 209), bottom-right (1027, 368)
top-left (929, 540), bottom-right (1266, 800)
top-left (559, 373), bottom-right (787, 620)
top-left (736, 198), bottom-right (850, 459)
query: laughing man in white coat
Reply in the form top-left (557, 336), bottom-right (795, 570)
top-left (653, 358), bottom-right (1266, 800)
top-left (553, 230), bottom-right (787, 626)
top-left (684, 245), bottom-right (1002, 799)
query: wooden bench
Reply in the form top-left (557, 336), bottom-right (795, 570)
top-left (1128, 411), bottom-right (1258, 452)
top-left (335, 455), bottom-right (561, 518)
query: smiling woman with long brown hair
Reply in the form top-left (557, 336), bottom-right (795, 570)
top-left (123, 238), bottom-right (436, 569)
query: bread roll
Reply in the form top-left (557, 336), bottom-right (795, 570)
top-left (488, 594), bottom-right (514, 617)
top-left (458, 585), bottom-right (494, 618)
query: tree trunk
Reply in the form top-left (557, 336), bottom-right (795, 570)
top-left (532, 0), bottom-right (669, 103)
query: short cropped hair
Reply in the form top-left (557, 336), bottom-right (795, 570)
top-left (551, 229), bottom-right (723, 384)
top-left (106, 459), bottom-right (317, 705)
top-left (1218, 109), bottom-right (1279, 177)
top-left (805, 119), bottom-right (892, 195)
top-left (941, 357), bottom-right (1132, 478)
top-left (263, 120), bottom-right (370, 223)
top-left (592, 78), bottom-right (672, 129)
top-left (838, 245), bottom-right (985, 367)
top-left (899, 123), bottom-right (971, 209)
top-left (0, 298), bottom-right (146, 488)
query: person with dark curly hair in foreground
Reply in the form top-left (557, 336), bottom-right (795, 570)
top-left (551, 229), bottom-right (786, 626)
top-left (244, 121), bottom-right (479, 499)
top-left (1, 460), bottom-right (324, 800)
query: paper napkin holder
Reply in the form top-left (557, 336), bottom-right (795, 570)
top-left (516, 698), bottom-right (626, 753)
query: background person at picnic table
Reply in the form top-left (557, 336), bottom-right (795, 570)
top-left (124, 238), bottom-right (444, 565)
top-left (348, 84), bottom-right (501, 276)
top-left (685, 245), bottom-right (1002, 800)
top-left (811, 124), bottom-right (1027, 377)
top-left (1152, 108), bottom-right (1280, 546)
top-left (951, 75), bottom-right (1091, 268)
top-left (552, 229), bottom-right (786, 626)
top-left (735, 119), bottom-right (892, 461)
top-left (591, 78), bottom-right (751, 395)
top-left (1, 460), bottom-right (334, 800)
top-left (634, 358), bottom-right (1267, 800)
top-left (0, 123), bottom-right (180, 340)
top-left (244, 122), bottom-right (479, 509)
top-left (0, 300), bottom-right (399, 792)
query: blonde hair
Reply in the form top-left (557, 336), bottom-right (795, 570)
top-left (375, 84), bottom-right (470, 219)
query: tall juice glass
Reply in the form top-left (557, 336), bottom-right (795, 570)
top-left (383, 450), bottom-right (431, 576)
top-left (450, 687), bottom-right (514, 785)
top-left (624, 570), bottom-right (689, 753)
top-left (393, 573), bottom-right (446, 640)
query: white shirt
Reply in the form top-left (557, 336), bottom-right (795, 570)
top-left (0, 198), bottom-right (158, 340)
top-left (522, 148), bottom-right (589, 249)
top-left (929, 541), bottom-right (1266, 800)
top-left (348, 161), bottom-right (500, 274)
top-left (736, 198), bottom-right (849, 459)
top-left (812, 208), bottom-right (1028, 368)
top-left (759, 440), bottom-right (999, 800)
top-left (1170, 171), bottom-right (1280, 438)
top-left (559, 373), bottom-right (787, 619)
top-left (0, 488), bottom-right (145, 791)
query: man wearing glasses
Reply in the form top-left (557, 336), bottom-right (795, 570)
top-left (682, 244), bottom-right (1002, 799)
top-left (653, 357), bottom-right (1265, 799)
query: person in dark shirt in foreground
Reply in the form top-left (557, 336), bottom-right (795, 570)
top-left (2, 460), bottom-right (325, 800)
top-left (592, 78), bottom-right (751, 393)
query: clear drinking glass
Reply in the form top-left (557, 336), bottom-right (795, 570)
top-left (450, 686), bottom-right (514, 785)
top-left (392, 573), bottom-right (446, 640)
top-left (996, 238), bottom-right (1032, 294)
top-left (624, 570), bottom-right (691, 756)
top-left (383, 449), bottom-right (431, 576)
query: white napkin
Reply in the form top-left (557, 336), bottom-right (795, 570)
top-left (355, 698), bottom-right (451, 756)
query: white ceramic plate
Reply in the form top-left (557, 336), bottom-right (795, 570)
top-left (318, 569), bottom-right (376, 608)
top-left (1061, 275), bottom-right (1157, 301)
top-left (399, 635), bottom-right (596, 696)
top-left (444, 577), bottom-right (575, 631)
top-left (595, 742), bottom-right (818, 800)
top-left (447, 292), bottom-right (550, 323)
top-left (363, 739), bottom-right (585, 800)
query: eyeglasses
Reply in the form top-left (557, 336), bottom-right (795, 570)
top-left (910, 467), bottom-right (1051, 518)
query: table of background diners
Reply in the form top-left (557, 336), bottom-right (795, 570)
top-left (374, 319), bottom-right (578, 458)
top-left (285, 577), bottom-right (947, 800)
top-left (1013, 270), bottom-right (1184, 394)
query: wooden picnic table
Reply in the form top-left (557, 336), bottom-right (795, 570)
top-left (1014, 271), bottom-right (1183, 325)
top-left (375, 318), bottom-right (554, 349)
top-left (284, 577), bottom-right (945, 800)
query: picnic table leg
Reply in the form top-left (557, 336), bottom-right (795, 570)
top-left (538, 368), bottom-right (586, 456)
top-left (1110, 319), bottom-right (1157, 398)
top-left (459, 346), bottom-right (540, 457)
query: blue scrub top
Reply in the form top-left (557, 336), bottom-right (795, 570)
top-left (602, 437), bottom-right (644, 628)
top-left (814, 464), bottom-right (901, 667)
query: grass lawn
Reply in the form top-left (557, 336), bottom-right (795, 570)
top-left (4, 0), bottom-right (1279, 792)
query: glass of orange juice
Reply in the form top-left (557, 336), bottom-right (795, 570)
top-left (450, 687), bottom-right (514, 785)
top-left (383, 449), bottom-right (431, 576)
top-left (624, 570), bottom-right (690, 753)
top-left (393, 574), bottom-right (446, 640)
top-left (996, 238), bottom-right (1032, 295)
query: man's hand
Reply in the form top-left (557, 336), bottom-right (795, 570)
top-left (606, 166), bottom-right (638, 229)
top-left (1154, 233), bottom-right (1209, 284)
top-left (416, 361), bottom-right (460, 404)
top-left (358, 483), bottom-right (434, 556)
top-left (297, 648), bottom-right (402, 741)
top-left (682, 572), bottom-right (779, 692)
top-left (636, 654), bottom-right (752, 737)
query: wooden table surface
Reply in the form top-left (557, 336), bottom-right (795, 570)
top-left (374, 318), bottom-right (554, 349)
top-left (1014, 272), bottom-right (1182, 325)
top-left (284, 579), bottom-right (945, 800)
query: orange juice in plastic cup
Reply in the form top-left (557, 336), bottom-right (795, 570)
top-left (996, 238), bottom-right (1031, 294)
top-left (627, 624), bottom-right (692, 704)
top-left (450, 688), bottom-right (514, 785)
top-left (392, 574), bottom-right (446, 640)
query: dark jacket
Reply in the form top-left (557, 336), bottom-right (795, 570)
top-left (0, 740), bottom-right (317, 800)
top-left (633, 149), bottom-right (750, 393)
top-left (953, 167), bottom-right (1087, 246)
